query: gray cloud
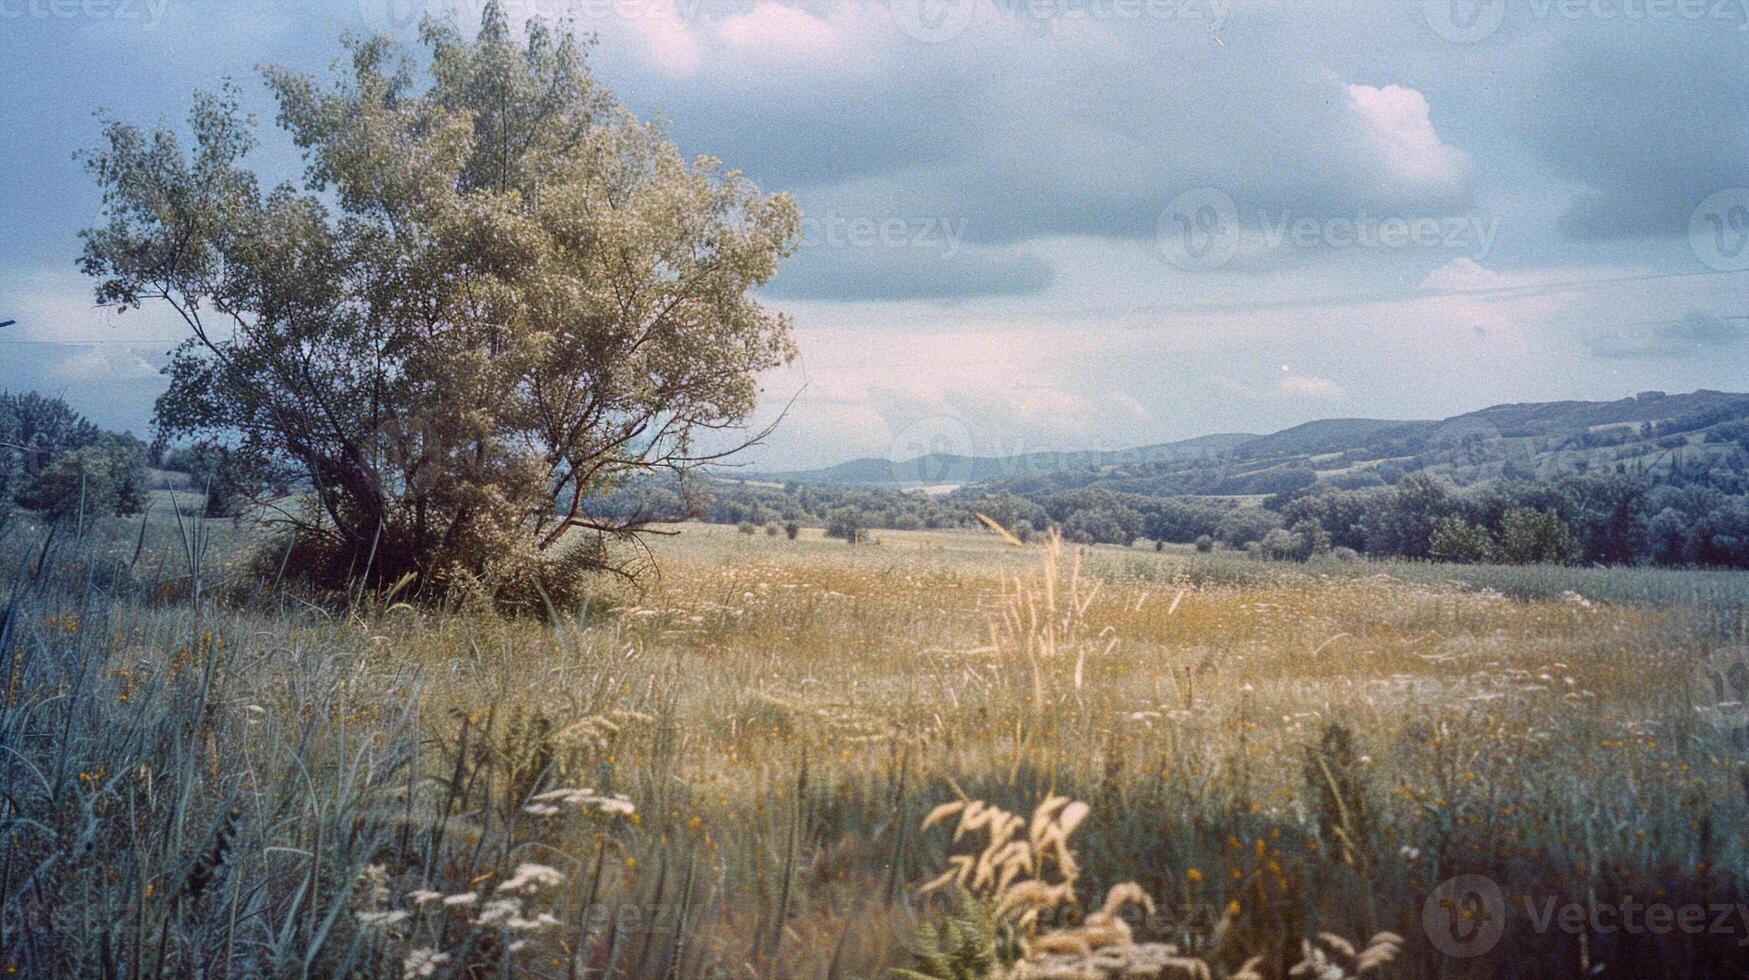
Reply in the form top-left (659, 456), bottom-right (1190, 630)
top-left (1509, 23), bottom-right (1749, 241)
top-left (1588, 311), bottom-right (1744, 360)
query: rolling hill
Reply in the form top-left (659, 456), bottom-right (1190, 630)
top-left (746, 390), bottom-right (1749, 497)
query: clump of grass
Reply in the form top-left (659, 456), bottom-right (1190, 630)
top-left (905, 793), bottom-right (1404, 980)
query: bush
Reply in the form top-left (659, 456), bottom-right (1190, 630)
top-left (16, 447), bottom-right (120, 521)
top-left (1258, 528), bottom-right (1308, 562)
top-left (1194, 534), bottom-right (1214, 553)
top-left (826, 508), bottom-right (864, 544)
top-left (1429, 516), bottom-right (1495, 564)
top-left (1497, 507), bottom-right (1572, 564)
top-left (784, 520), bottom-right (801, 540)
top-left (737, 521), bottom-right (756, 535)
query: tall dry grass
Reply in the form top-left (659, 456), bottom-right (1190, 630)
top-left (1, 510), bottom-right (1746, 976)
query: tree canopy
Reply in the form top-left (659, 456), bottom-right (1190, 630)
top-left (79, 3), bottom-right (798, 610)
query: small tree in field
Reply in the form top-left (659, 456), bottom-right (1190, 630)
top-left (80, 4), bottom-right (798, 611)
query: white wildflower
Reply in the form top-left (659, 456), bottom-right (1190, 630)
top-left (356, 864), bottom-right (390, 908)
top-left (476, 897), bottom-right (522, 927)
top-left (403, 948), bottom-right (450, 979)
top-left (441, 891), bottom-right (477, 907)
top-left (498, 863), bottom-right (566, 894)
top-left (357, 909), bottom-right (410, 929)
top-left (408, 889), bottom-right (443, 906)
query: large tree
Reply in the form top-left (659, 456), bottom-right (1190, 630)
top-left (80, 4), bottom-right (798, 609)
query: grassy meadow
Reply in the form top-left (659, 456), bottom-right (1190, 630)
top-left (3, 501), bottom-right (1748, 977)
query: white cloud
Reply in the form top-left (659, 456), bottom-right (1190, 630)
top-left (1344, 83), bottom-right (1471, 197)
top-left (1279, 374), bottom-right (1345, 400)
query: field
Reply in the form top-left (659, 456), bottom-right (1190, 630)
top-left (3, 505), bottom-right (1748, 978)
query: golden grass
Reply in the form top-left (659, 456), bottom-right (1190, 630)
top-left (10, 516), bottom-right (1746, 977)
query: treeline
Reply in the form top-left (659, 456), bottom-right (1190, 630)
top-left (0, 392), bottom-right (149, 522)
top-left (0, 392), bottom-right (274, 525)
top-left (1272, 472), bottom-right (1749, 568)
top-left (694, 469), bottom-right (1749, 570)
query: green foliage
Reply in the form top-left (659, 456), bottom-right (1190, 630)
top-left (80, 2), bottom-right (797, 609)
top-left (892, 889), bottom-right (1000, 980)
top-left (0, 395), bottom-right (144, 521)
top-left (826, 507), bottom-right (864, 543)
top-left (15, 437), bottom-right (147, 522)
top-left (0, 391), bottom-right (100, 477)
top-left (162, 440), bottom-right (268, 518)
top-left (1258, 527), bottom-right (1307, 562)
top-left (1428, 515), bottom-right (1495, 564)
top-left (1496, 506), bottom-right (1572, 564)
top-left (16, 447), bottom-right (119, 521)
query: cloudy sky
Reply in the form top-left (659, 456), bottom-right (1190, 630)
top-left (2, 0), bottom-right (1747, 468)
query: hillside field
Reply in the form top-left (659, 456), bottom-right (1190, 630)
top-left (4, 509), bottom-right (1749, 977)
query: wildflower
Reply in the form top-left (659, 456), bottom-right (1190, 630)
top-left (507, 911), bottom-right (563, 932)
top-left (497, 863), bottom-right (566, 894)
top-left (1187, 868), bottom-right (1203, 884)
top-left (408, 890), bottom-right (443, 906)
top-left (476, 898), bottom-right (522, 927)
top-left (441, 891), bottom-right (478, 907)
top-left (357, 909), bottom-right (410, 929)
top-left (356, 864), bottom-right (390, 908)
top-left (403, 948), bottom-right (450, 979)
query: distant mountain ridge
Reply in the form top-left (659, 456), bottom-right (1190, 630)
top-left (747, 432), bottom-right (1257, 488)
top-left (743, 390), bottom-right (1749, 491)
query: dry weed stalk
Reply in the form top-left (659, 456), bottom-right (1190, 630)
top-left (984, 528), bottom-right (1117, 702)
top-left (915, 796), bottom-right (1405, 980)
